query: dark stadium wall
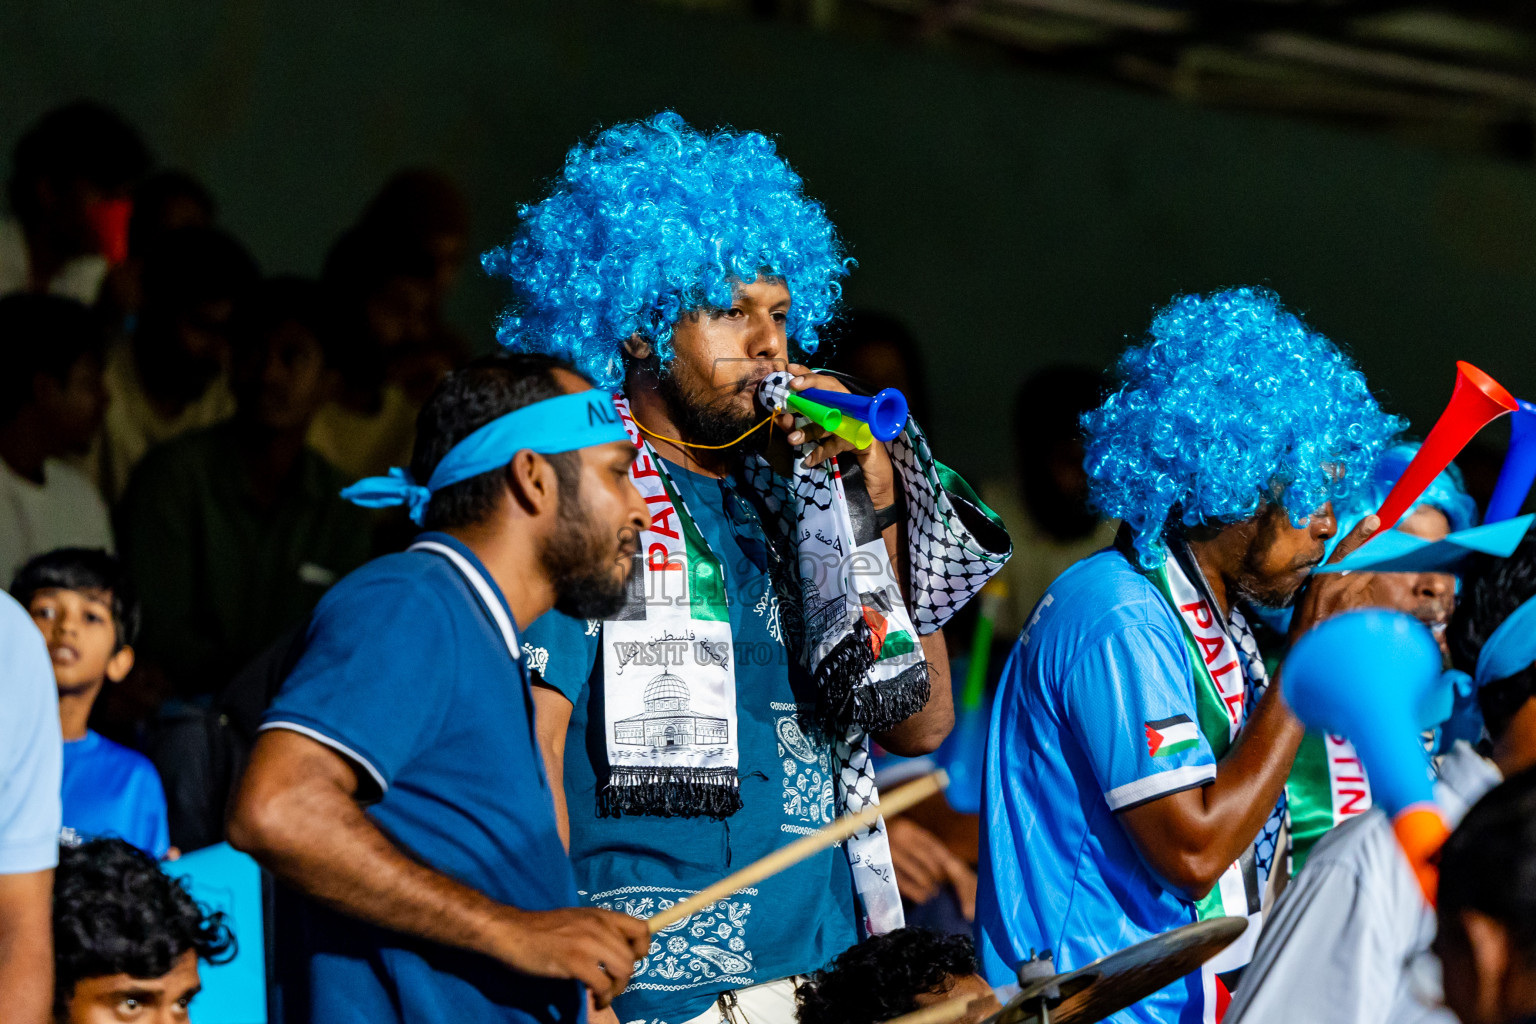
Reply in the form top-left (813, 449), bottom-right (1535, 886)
top-left (5, 0), bottom-right (1535, 481)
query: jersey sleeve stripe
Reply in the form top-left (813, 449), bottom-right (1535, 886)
top-left (260, 721), bottom-right (390, 795)
top-left (1104, 763), bottom-right (1216, 812)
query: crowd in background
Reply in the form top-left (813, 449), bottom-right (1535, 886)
top-left (0, 99), bottom-right (1119, 877)
top-left (27, 96), bottom-right (1525, 1024)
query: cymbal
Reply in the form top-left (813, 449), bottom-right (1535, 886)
top-left (988, 917), bottom-right (1248, 1024)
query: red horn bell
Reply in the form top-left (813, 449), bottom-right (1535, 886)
top-left (1374, 361), bottom-right (1518, 533)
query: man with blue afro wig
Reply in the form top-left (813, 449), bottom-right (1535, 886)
top-left (975, 287), bottom-right (1402, 1024)
top-left (489, 113), bottom-right (1010, 1024)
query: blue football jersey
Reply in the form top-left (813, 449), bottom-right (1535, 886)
top-left (975, 549), bottom-right (1218, 1024)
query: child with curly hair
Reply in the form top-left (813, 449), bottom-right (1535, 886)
top-left (796, 928), bottom-right (999, 1024)
top-left (974, 287), bottom-right (1402, 1024)
top-left (52, 837), bottom-right (233, 1023)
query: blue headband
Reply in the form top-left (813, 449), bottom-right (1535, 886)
top-left (340, 390), bottom-right (630, 525)
top-left (1475, 593), bottom-right (1536, 689)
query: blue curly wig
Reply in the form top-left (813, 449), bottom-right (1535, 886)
top-left (1083, 287), bottom-right (1405, 569)
top-left (482, 111), bottom-right (850, 389)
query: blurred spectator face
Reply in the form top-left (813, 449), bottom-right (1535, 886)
top-left (62, 948), bottom-right (201, 1024)
top-left (425, 230), bottom-right (467, 301)
top-left (234, 315), bottom-right (335, 432)
top-left (37, 178), bottom-right (129, 260)
top-left (136, 227), bottom-right (258, 396)
top-left (359, 169), bottom-right (470, 304)
top-left (844, 338), bottom-right (913, 399)
top-left (8, 101), bottom-right (149, 261)
top-left (820, 310), bottom-right (931, 427)
top-left (365, 274), bottom-right (435, 351)
top-left (26, 586), bottom-right (132, 693)
top-left (128, 170), bottom-right (216, 261)
top-left (33, 350), bottom-right (108, 454)
top-left (1014, 365), bottom-right (1105, 542)
top-left (174, 297), bottom-right (237, 369)
top-left (1355, 504), bottom-right (1457, 659)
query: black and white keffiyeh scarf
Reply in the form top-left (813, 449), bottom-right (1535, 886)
top-left (597, 373), bottom-right (1011, 932)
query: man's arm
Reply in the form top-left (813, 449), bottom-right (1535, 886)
top-left (228, 728), bottom-right (648, 1006)
top-left (532, 683), bottom-right (574, 850)
top-left (0, 870), bottom-right (54, 1024)
top-left (1117, 681), bottom-right (1303, 898)
top-left (1118, 515), bottom-right (1383, 899)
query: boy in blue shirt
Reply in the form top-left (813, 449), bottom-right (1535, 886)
top-left (12, 548), bottom-right (169, 860)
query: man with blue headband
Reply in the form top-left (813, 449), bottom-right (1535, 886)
top-left (1227, 532), bottom-right (1536, 1024)
top-left (974, 288), bottom-right (1402, 1024)
top-left (228, 353), bottom-right (654, 1024)
top-left (491, 113), bottom-right (1009, 1024)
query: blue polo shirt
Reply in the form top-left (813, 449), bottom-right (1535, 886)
top-left (523, 460), bottom-right (860, 1024)
top-left (0, 591), bottom-right (61, 875)
top-left (61, 730), bottom-right (169, 859)
top-left (262, 533), bottom-right (581, 1024)
top-left (975, 549), bottom-right (1216, 1024)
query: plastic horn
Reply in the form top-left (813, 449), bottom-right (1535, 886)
top-left (1282, 609), bottom-right (1452, 904)
top-left (1486, 399), bottom-right (1536, 523)
top-left (785, 392), bottom-right (874, 449)
top-left (1374, 362), bottom-right (1518, 534)
top-left (801, 387), bottom-right (910, 443)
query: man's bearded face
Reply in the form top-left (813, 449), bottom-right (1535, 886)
top-left (650, 277), bottom-right (794, 451)
top-left (1230, 502), bottom-right (1335, 610)
top-left (541, 451), bottom-right (642, 620)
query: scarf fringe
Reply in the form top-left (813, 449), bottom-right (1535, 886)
top-left (598, 767), bottom-right (743, 820)
top-left (815, 618), bottom-right (932, 733)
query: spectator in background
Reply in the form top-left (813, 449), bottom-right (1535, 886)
top-left (12, 549), bottom-right (169, 860)
top-left (306, 227), bottom-right (436, 485)
top-left (0, 295), bottom-right (112, 585)
top-left (1437, 769), bottom-right (1536, 1024)
top-left (821, 309), bottom-right (931, 426)
top-left (358, 169), bottom-right (471, 314)
top-left (117, 276), bottom-right (371, 701)
top-left (0, 588), bottom-right (63, 1024)
top-left (129, 171), bottom-right (216, 254)
top-left (356, 170), bottom-right (474, 400)
top-left (99, 169), bottom-right (218, 340)
top-left (95, 226), bottom-right (258, 500)
top-left (52, 838), bottom-right (233, 1024)
top-left (0, 101), bottom-right (150, 304)
top-left (980, 365), bottom-right (1116, 640)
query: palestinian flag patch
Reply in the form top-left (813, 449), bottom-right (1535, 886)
top-left (1146, 715), bottom-right (1199, 758)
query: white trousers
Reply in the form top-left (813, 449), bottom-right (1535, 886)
top-left (667, 976), bottom-right (804, 1024)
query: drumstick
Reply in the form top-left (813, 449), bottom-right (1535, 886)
top-left (646, 769), bottom-right (948, 934)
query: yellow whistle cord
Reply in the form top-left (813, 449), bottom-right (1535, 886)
top-left (628, 408), bottom-right (780, 450)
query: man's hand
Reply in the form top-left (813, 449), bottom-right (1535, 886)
top-left (231, 730), bottom-right (647, 1006)
top-left (493, 907), bottom-right (651, 1008)
top-left (775, 365), bottom-right (897, 508)
top-left (588, 989), bottom-right (625, 1024)
top-left (1288, 514), bottom-right (1381, 643)
top-left (888, 818), bottom-right (978, 921)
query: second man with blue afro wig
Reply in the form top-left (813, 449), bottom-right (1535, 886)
top-left (976, 287), bottom-right (1402, 1024)
top-left (488, 112), bottom-right (1010, 1024)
